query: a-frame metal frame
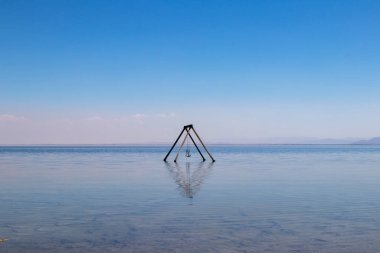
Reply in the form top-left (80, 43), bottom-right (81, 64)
top-left (163, 124), bottom-right (215, 163)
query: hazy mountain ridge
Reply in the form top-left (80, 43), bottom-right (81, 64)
top-left (207, 137), bottom-right (361, 145)
top-left (354, 137), bottom-right (380, 145)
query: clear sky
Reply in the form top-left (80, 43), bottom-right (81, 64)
top-left (1, 0), bottom-right (380, 144)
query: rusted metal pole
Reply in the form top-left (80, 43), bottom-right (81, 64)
top-left (191, 126), bottom-right (215, 162)
top-left (174, 129), bottom-right (190, 162)
top-left (163, 127), bottom-right (186, 161)
top-left (185, 128), bottom-right (206, 161)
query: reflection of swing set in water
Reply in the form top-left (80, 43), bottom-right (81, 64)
top-left (163, 124), bottom-right (215, 163)
top-left (164, 125), bottom-right (215, 198)
top-left (165, 162), bottom-right (214, 198)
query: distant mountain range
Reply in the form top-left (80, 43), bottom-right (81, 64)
top-left (353, 137), bottom-right (380, 145)
top-left (207, 137), bottom-right (380, 145)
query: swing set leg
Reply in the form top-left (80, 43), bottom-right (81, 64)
top-left (191, 126), bottom-right (216, 162)
top-left (164, 128), bottom-right (186, 161)
top-left (186, 128), bottom-right (206, 161)
top-left (174, 130), bottom-right (190, 163)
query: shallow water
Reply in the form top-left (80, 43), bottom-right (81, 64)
top-left (1, 145), bottom-right (380, 252)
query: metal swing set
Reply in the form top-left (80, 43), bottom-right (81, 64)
top-left (163, 124), bottom-right (215, 163)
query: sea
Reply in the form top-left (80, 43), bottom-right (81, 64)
top-left (1, 145), bottom-right (380, 252)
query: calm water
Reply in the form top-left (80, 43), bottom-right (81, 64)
top-left (1, 145), bottom-right (380, 252)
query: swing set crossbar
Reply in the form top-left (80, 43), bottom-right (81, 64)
top-left (163, 124), bottom-right (215, 163)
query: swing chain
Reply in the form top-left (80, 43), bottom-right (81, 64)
top-left (185, 137), bottom-right (191, 157)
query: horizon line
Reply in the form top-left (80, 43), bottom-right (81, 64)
top-left (0, 143), bottom-right (378, 146)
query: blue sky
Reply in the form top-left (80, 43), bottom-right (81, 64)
top-left (1, 0), bottom-right (380, 144)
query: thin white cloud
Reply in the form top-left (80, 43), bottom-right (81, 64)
top-left (131, 113), bottom-right (147, 119)
top-left (0, 114), bottom-right (27, 122)
top-left (129, 112), bottom-right (176, 124)
top-left (85, 116), bottom-right (103, 121)
top-left (131, 112), bottom-right (177, 119)
top-left (155, 112), bottom-right (176, 118)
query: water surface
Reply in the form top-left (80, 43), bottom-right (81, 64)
top-left (1, 145), bottom-right (380, 252)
